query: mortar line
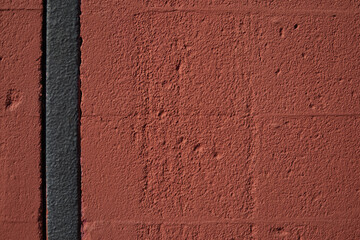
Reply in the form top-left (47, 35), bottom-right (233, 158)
top-left (246, 13), bottom-right (258, 239)
top-left (80, 216), bottom-right (360, 225)
top-left (255, 113), bottom-right (360, 118)
top-left (133, 7), bottom-right (360, 16)
top-left (0, 8), bottom-right (42, 11)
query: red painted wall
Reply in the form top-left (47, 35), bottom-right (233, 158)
top-left (0, 0), bottom-right (43, 239)
top-left (80, 1), bottom-right (360, 239)
top-left (2, 0), bottom-right (360, 239)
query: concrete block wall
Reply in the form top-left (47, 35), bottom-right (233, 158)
top-left (0, 0), bottom-right (43, 239)
top-left (1, 0), bottom-right (360, 239)
top-left (80, 1), bottom-right (360, 239)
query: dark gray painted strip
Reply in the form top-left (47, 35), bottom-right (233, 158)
top-left (40, 1), bottom-right (47, 239)
top-left (46, 0), bottom-right (81, 239)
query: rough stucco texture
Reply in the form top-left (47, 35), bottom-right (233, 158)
top-left (81, 1), bottom-right (360, 239)
top-left (0, 0), bottom-right (42, 239)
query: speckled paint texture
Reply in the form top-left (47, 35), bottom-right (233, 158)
top-left (0, 0), bottom-right (43, 239)
top-left (80, 1), bottom-right (360, 239)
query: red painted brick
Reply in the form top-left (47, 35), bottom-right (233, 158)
top-left (80, 12), bottom-right (138, 118)
top-left (0, 222), bottom-right (42, 240)
top-left (162, 223), bottom-right (253, 239)
top-left (249, 0), bottom-right (360, 11)
top-left (255, 221), bottom-right (360, 239)
top-left (251, 14), bottom-right (360, 115)
top-left (0, 9), bottom-right (42, 239)
top-left (81, 117), bottom-right (143, 221)
top-left (0, 11), bottom-right (42, 117)
top-left (81, 11), bottom-right (250, 117)
top-left (139, 115), bottom-right (252, 219)
top-left (82, 222), bottom-right (146, 240)
top-left (0, 116), bottom-right (41, 219)
top-left (254, 116), bottom-right (360, 219)
top-left (133, 12), bottom-right (249, 116)
top-left (82, 222), bottom-right (253, 239)
top-left (0, 0), bottom-right (41, 9)
top-left (81, 115), bottom-right (253, 220)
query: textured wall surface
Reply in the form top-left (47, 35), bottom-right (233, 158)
top-left (0, 0), bottom-right (43, 239)
top-left (80, 1), bottom-right (360, 239)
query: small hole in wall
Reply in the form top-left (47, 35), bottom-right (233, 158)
top-left (279, 27), bottom-right (284, 37)
top-left (5, 89), bottom-right (22, 111)
top-left (213, 151), bottom-right (222, 159)
top-left (193, 143), bottom-right (201, 151)
top-left (175, 60), bottom-right (181, 71)
top-left (158, 109), bottom-right (165, 117)
top-left (309, 102), bottom-right (315, 109)
top-left (193, 143), bottom-right (204, 153)
top-left (294, 24), bottom-right (298, 29)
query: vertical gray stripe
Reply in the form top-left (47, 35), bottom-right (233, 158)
top-left (46, 1), bottom-right (80, 239)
